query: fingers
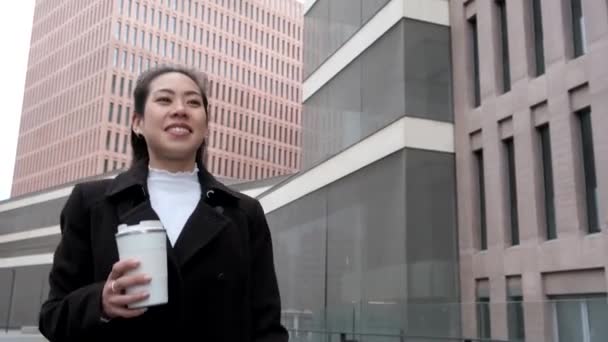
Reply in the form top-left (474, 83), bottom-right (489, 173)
top-left (102, 259), bottom-right (152, 319)
top-left (108, 291), bottom-right (150, 307)
top-left (108, 259), bottom-right (140, 281)
top-left (111, 274), bottom-right (151, 293)
top-left (105, 304), bottom-right (148, 319)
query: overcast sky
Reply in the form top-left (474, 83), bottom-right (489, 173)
top-left (0, 0), bottom-right (34, 200)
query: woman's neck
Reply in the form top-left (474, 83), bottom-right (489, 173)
top-left (148, 156), bottom-right (197, 173)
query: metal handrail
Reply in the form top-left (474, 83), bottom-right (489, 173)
top-left (286, 328), bottom-right (512, 342)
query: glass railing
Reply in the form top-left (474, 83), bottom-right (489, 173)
top-left (281, 298), bottom-right (608, 342)
top-left (2, 278), bottom-right (607, 342)
top-left (286, 329), bottom-right (509, 342)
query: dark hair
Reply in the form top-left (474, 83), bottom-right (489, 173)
top-left (130, 65), bottom-right (210, 169)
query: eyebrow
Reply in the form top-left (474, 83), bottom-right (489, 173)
top-left (153, 89), bottom-right (202, 97)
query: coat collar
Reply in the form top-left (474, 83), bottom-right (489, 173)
top-left (105, 158), bottom-right (241, 204)
top-left (105, 158), bottom-right (241, 268)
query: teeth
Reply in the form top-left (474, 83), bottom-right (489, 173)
top-left (168, 127), bottom-right (189, 134)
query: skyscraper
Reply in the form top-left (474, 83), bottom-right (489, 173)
top-left (11, 0), bottom-right (303, 197)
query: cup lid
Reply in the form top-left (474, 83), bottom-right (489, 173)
top-left (115, 221), bottom-right (165, 237)
top-left (138, 220), bottom-right (164, 228)
top-left (115, 227), bottom-right (165, 237)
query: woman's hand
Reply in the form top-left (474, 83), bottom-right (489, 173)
top-left (101, 259), bottom-right (151, 319)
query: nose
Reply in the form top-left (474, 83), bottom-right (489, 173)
top-left (170, 100), bottom-right (188, 117)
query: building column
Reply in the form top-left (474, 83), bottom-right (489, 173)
top-left (587, 17), bottom-right (608, 235)
top-left (547, 87), bottom-right (585, 236)
top-left (489, 276), bottom-right (508, 340)
top-left (522, 272), bottom-right (553, 342)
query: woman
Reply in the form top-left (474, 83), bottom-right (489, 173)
top-left (38, 66), bottom-right (288, 341)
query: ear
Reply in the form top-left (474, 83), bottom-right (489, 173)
top-left (132, 113), bottom-right (143, 136)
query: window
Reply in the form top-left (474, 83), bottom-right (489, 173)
top-left (504, 138), bottom-right (519, 246)
top-left (111, 75), bottom-right (116, 94)
top-left (122, 50), bottom-right (127, 69)
top-left (531, 0), bottom-right (545, 75)
top-left (132, 27), bottom-right (137, 46)
top-left (476, 280), bottom-right (491, 339)
top-left (114, 132), bottom-right (120, 152)
top-left (538, 124), bottom-right (556, 239)
top-left (113, 48), bottom-right (119, 67)
top-left (577, 108), bottom-right (599, 233)
top-left (469, 16), bottom-right (481, 107)
top-left (117, 105), bottom-right (122, 124)
top-left (115, 22), bottom-right (121, 39)
top-left (108, 103), bottom-right (114, 122)
top-left (122, 23), bottom-right (128, 43)
top-left (475, 150), bottom-right (488, 250)
top-left (126, 107), bottom-right (131, 127)
top-left (105, 131), bottom-right (111, 150)
top-left (507, 277), bottom-right (525, 341)
top-left (553, 295), bottom-right (608, 342)
top-left (496, 0), bottom-right (511, 92)
top-left (570, 0), bottom-right (586, 57)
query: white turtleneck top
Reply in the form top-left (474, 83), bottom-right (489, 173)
top-left (147, 166), bottom-right (201, 246)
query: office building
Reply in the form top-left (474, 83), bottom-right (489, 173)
top-left (11, 0), bottom-right (303, 197)
top-left (451, 0), bottom-right (608, 341)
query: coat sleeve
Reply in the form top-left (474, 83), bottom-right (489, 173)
top-left (250, 200), bottom-right (289, 342)
top-left (39, 184), bottom-right (106, 341)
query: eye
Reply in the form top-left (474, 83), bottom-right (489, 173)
top-left (156, 97), bottom-right (171, 104)
top-left (187, 99), bottom-right (202, 107)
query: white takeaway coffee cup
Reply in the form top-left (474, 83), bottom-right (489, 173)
top-left (115, 220), bottom-right (168, 308)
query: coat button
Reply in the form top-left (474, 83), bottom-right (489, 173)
top-left (217, 272), bottom-right (225, 280)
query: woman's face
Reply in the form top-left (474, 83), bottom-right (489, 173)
top-left (133, 72), bottom-right (207, 165)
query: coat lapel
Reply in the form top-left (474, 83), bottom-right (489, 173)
top-left (106, 160), bottom-right (179, 269)
top-left (168, 164), bottom-right (242, 268)
top-left (171, 198), bottom-right (231, 267)
top-left (105, 159), bottom-right (241, 269)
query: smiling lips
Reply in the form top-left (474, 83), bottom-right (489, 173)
top-left (165, 123), bottom-right (192, 137)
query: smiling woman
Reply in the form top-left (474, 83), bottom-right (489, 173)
top-left (38, 65), bottom-right (288, 342)
top-left (130, 67), bottom-right (210, 173)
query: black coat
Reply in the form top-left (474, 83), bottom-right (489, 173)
top-left (39, 160), bottom-right (288, 342)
